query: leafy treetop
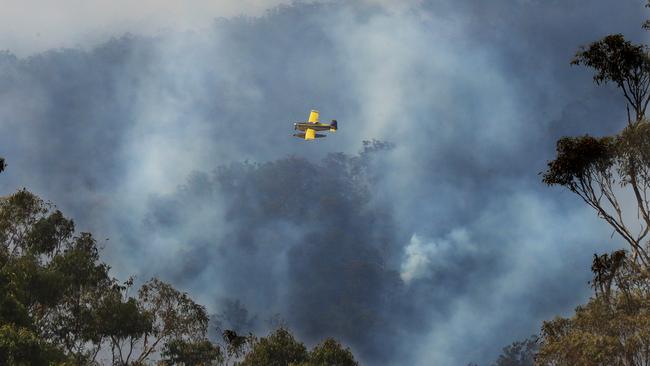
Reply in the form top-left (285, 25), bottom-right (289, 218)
top-left (572, 34), bottom-right (650, 122)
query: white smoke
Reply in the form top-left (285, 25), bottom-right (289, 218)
top-left (401, 229), bottom-right (475, 283)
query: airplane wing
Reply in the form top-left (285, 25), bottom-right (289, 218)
top-left (293, 130), bottom-right (326, 139)
top-left (308, 110), bottom-right (319, 123)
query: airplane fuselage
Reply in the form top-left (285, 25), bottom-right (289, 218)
top-left (294, 122), bottom-right (335, 132)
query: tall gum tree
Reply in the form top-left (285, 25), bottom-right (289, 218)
top-left (537, 4), bottom-right (650, 365)
top-left (544, 27), bottom-right (650, 268)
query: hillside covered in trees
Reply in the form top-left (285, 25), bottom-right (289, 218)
top-left (0, 185), bottom-right (360, 365)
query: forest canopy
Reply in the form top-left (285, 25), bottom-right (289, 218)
top-left (0, 187), bottom-right (360, 365)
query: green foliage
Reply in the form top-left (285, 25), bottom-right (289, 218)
top-left (0, 189), bottom-right (228, 365)
top-left (617, 120), bottom-right (650, 176)
top-left (0, 189), bottom-right (113, 363)
top-left (25, 209), bottom-right (74, 255)
top-left (590, 250), bottom-right (627, 298)
top-left (0, 189), bottom-right (50, 258)
top-left (537, 256), bottom-right (650, 365)
top-left (236, 328), bottom-right (359, 366)
top-left (221, 329), bottom-right (255, 362)
top-left (0, 186), bottom-right (362, 365)
top-left (138, 278), bottom-right (209, 341)
top-left (240, 327), bottom-right (308, 366)
top-left (96, 289), bottom-right (151, 341)
top-left (46, 235), bottom-right (112, 363)
top-left (0, 324), bottom-right (66, 366)
top-left (572, 34), bottom-right (649, 87)
top-left (542, 122), bottom-right (650, 267)
top-left (540, 9), bottom-right (650, 364)
top-left (571, 34), bottom-right (650, 122)
top-left (129, 278), bottom-right (211, 364)
top-left (542, 135), bottom-right (614, 188)
top-left (308, 338), bottom-right (358, 366)
top-left (542, 122), bottom-right (650, 193)
top-left (491, 336), bottom-right (537, 366)
top-left (161, 338), bottom-right (223, 366)
top-left (0, 258), bottom-right (32, 327)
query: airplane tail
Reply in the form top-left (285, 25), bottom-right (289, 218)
top-left (330, 120), bottom-right (338, 132)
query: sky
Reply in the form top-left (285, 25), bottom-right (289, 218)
top-left (0, 0), bottom-right (648, 364)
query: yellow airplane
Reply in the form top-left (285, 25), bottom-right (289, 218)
top-left (293, 110), bottom-right (338, 140)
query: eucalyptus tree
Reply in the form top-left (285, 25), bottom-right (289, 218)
top-left (538, 5), bottom-right (650, 365)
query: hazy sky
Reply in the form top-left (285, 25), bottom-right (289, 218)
top-left (0, 1), bottom-right (647, 364)
top-left (0, 0), bottom-right (292, 56)
top-left (0, 0), bottom-right (425, 56)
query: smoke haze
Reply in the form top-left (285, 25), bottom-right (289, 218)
top-left (0, 0), bottom-right (647, 364)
